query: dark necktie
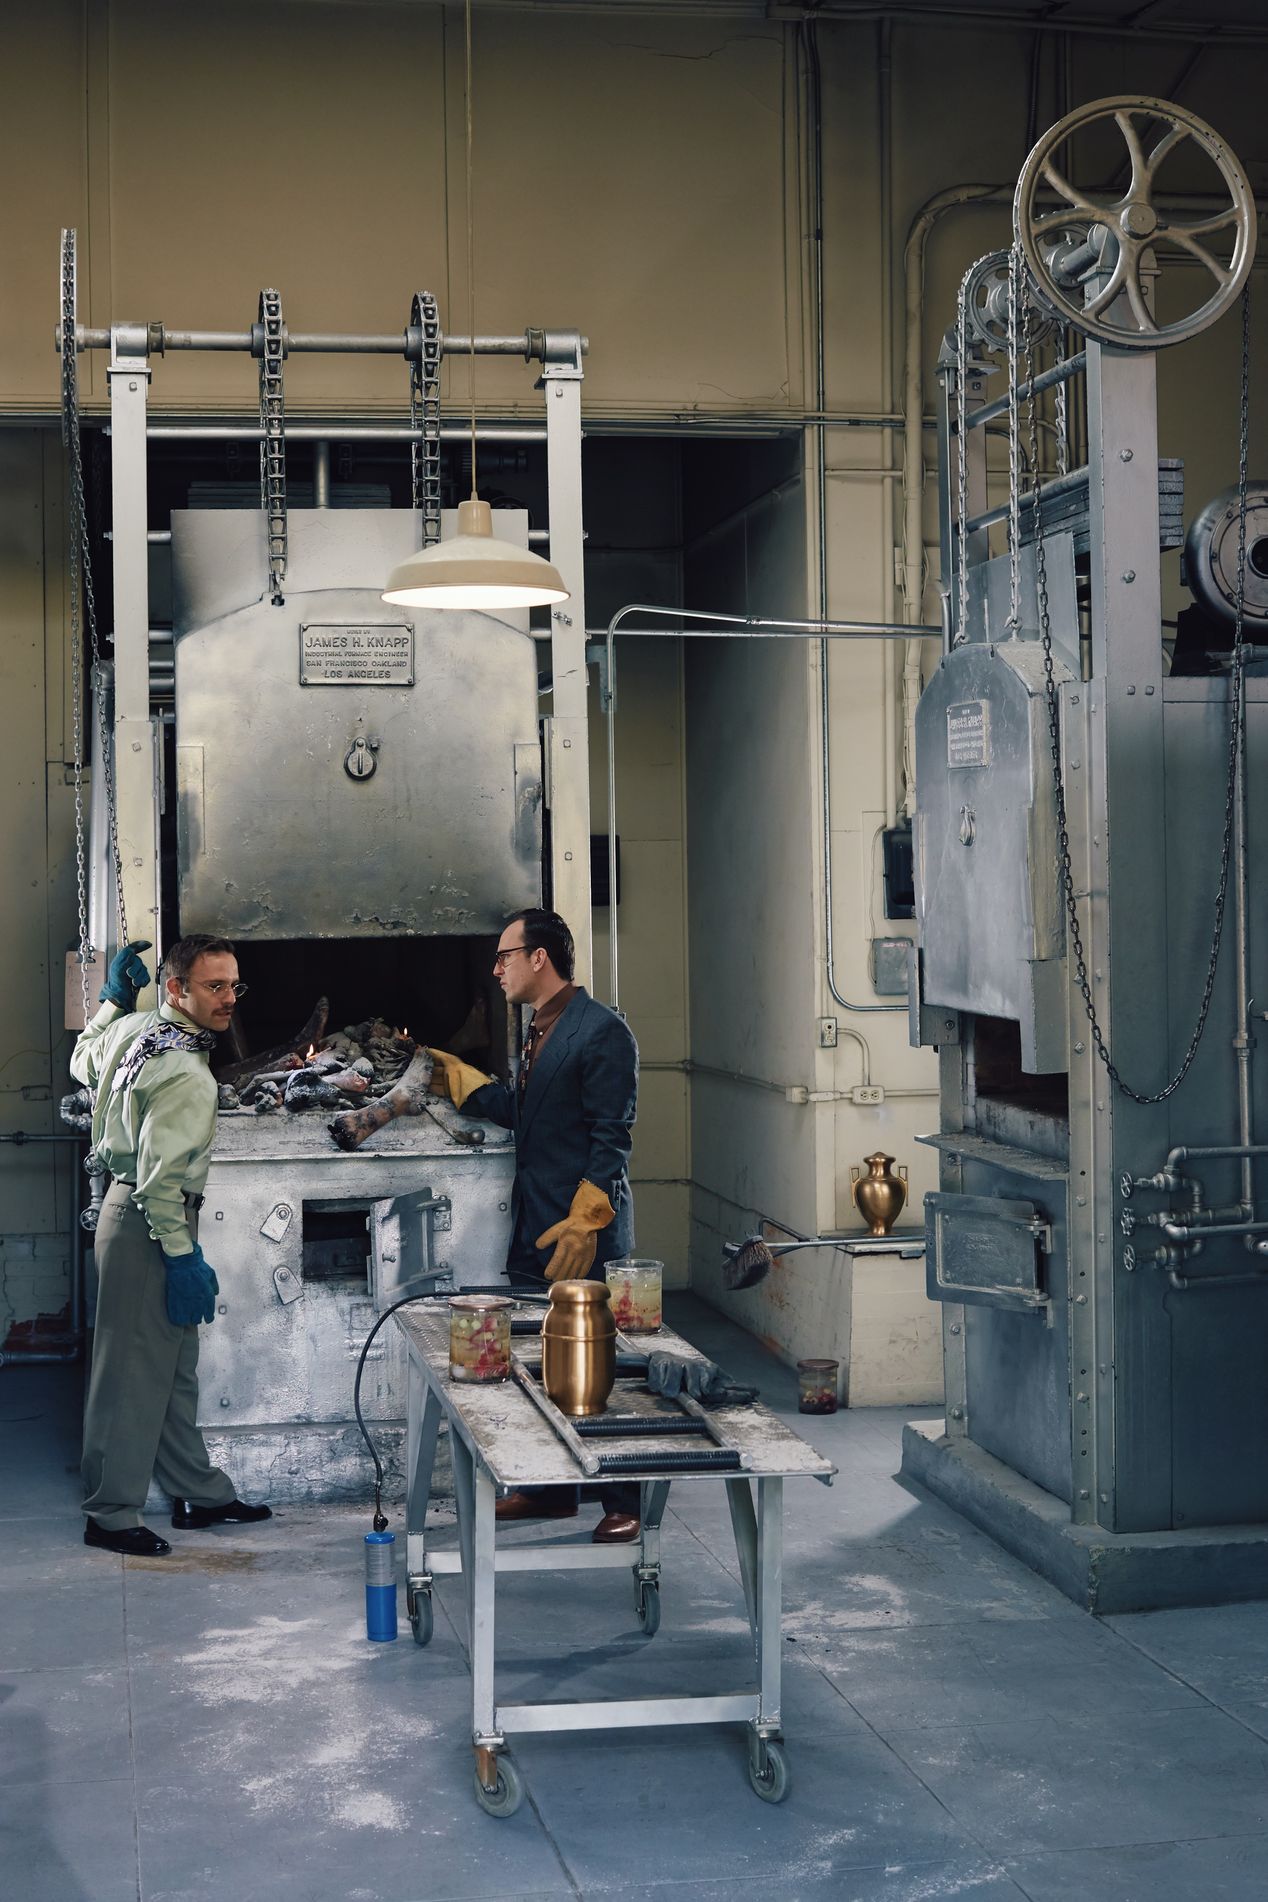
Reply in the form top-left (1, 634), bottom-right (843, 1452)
top-left (518, 1021), bottom-right (540, 1100)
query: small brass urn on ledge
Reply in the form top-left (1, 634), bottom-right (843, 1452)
top-left (850, 1152), bottom-right (909, 1236)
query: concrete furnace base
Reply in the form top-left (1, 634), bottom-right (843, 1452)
top-left (902, 1418), bottom-right (1268, 1615)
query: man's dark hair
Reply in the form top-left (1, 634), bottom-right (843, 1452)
top-left (162, 935), bottom-right (236, 989)
top-left (507, 909), bottom-right (575, 981)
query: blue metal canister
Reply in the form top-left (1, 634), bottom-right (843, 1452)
top-left (364, 1530), bottom-right (398, 1642)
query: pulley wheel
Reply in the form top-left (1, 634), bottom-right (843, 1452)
top-left (1184, 485), bottom-right (1268, 628)
top-left (1014, 96), bottom-right (1257, 348)
top-left (961, 249), bottom-right (1056, 354)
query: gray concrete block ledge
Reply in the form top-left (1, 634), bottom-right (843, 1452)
top-left (901, 1418), bottom-right (1268, 1617)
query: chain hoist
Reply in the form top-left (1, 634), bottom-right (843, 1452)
top-left (1019, 252), bottom-right (1253, 1103)
top-left (408, 292), bottom-right (443, 545)
top-left (953, 256), bottom-right (992, 648)
top-left (60, 230), bottom-right (128, 1021)
top-left (256, 289), bottom-right (287, 603)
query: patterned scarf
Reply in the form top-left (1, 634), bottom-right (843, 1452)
top-left (112, 1021), bottom-right (217, 1096)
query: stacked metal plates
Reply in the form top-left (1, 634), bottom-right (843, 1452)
top-left (1021, 458), bottom-right (1184, 554)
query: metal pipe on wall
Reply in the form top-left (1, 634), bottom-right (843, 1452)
top-left (313, 441), bottom-right (331, 508)
top-left (136, 424), bottom-right (546, 444)
top-left (66, 329), bottom-right (587, 359)
top-left (802, 21), bottom-right (904, 1017)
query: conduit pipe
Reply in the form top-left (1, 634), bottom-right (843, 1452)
top-left (802, 21), bottom-right (904, 1015)
top-left (900, 184), bottom-right (1006, 817)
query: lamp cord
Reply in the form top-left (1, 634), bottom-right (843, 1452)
top-left (465, 0), bottom-right (477, 502)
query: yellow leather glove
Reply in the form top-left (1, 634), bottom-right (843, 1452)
top-left (536, 1180), bottom-right (616, 1281)
top-left (427, 1047), bottom-right (492, 1111)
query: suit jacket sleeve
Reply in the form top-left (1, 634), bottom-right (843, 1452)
top-left (464, 1077), bottom-right (515, 1129)
top-left (580, 1011), bottom-right (638, 1197)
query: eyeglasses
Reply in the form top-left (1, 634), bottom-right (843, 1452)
top-left (190, 979), bottom-right (249, 999)
top-left (493, 946), bottom-right (535, 972)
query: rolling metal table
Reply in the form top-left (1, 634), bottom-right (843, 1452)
top-left (394, 1305), bottom-right (836, 1815)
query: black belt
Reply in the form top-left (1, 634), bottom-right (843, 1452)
top-left (110, 1179), bottom-right (205, 1211)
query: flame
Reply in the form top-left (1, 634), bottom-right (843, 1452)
top-left (402, 1026), bottom-right (409, 1037)
top-left (305, 1044), bottom-right (316, 1061)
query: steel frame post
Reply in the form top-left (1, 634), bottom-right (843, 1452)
top-left (406, 1369), bottom-right (443, 1584)
top-left (108, 326), bottom-right (161, 995)
top-left (755, 1478), bottom-right (782, 1729)
top-left (541, 336), bottom-right (591, 988)
top-left (452, 1432), bottom-right (500, 1747)
top-left (1075, 338), bottom-right (1172, 1532)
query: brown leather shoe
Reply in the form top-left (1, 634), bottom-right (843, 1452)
top-left (592, 1511), bottom-right (641, 1544)
top-left (495, 1490), bottom-right (579, 1523)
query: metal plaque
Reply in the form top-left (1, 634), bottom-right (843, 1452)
top-left (299, 623), bottom-right (414, 686)
top-left (946, 700), bottom-right (991, 769)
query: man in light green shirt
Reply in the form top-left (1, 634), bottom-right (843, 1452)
top-left (71, 933), bottom-right (271, 1558)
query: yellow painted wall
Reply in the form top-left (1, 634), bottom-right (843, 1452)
top-left (2, 1), bottom-right (1265, 1362)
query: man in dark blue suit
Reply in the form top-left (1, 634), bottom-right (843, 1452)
top-left (430, 909), bottom-right (641, 1543)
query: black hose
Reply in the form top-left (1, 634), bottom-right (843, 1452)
top-left (353, 1290), bottom-right (449, 1530)
top-left (353, 1283), bottom-right (545, 1525)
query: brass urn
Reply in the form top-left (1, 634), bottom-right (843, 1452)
top-left (542, 1279), bottom-right (616, 1416)
top-left (850, 1152), bottom-right (909, 1236)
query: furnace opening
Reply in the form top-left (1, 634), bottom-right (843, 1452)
top-left (207, 934), bottom-right (514, 1082)
top-left (302, 1202), bottom-right (372, 1285)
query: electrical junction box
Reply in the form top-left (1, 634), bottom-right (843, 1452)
top-left (871, 938), bottom-right (912, 996)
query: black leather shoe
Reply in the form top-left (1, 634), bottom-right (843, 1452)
top-left (85, 1518), bottom-right (172, 1558)
top-left (171, 1497), bottom-right (273, 1530)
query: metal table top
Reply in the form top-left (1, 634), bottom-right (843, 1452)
top-left (394, 1305), bottom-right (836, 1492)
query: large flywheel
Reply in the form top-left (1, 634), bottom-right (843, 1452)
top-left (1014, 95), bottom-right (1256, 349)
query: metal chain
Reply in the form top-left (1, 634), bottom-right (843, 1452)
top-left (953, 259), bottom-right (979, 647)
top-left (1024, 262), bottom-right (1253, 1103)
top-left (1054, 376), bottom-right (1069, 479)
top-left (1005, 244), bottom-right (1024, 633)
top-left (60, 229), bottom-right (128, 1016)
top-left (409, 292), bottom-right (443, 544)
top-left (257, 289), bottom-right (287, 603)
top-left (62, 233), bottom-right (92, 1025)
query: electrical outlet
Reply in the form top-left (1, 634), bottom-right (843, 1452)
top-left (852, 1084), bottom-right (885, 1106)
top-left (817, 1018), bottom-right (838, 1048)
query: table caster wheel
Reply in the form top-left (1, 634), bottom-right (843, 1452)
top-left (748, 1738), bottom-right (790, 1804)
top-left (408, 1590), bottom-right (433, 1647)
top-left (474, 1753), bottom-right (524, 1818)
top-left (636, 1581), bottom-right (660, 1637)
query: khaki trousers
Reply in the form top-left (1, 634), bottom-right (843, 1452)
top-left (81, 1180), bottom-right (235, 1530)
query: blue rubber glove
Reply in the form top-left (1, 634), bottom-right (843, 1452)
top-left (99, 939), bottom-right (153, 1010)
top-left (162, 1244), bottom-right (219, 1327)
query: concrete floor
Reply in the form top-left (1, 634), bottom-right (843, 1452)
top-left (4, 1295), bottom-right (1268, 1902)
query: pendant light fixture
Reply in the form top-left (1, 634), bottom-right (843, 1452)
top-left (383, 0), bottom-right (569, 613)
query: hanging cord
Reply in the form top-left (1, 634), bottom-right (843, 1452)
top-left (1023, 263), bottom-right (1253, 1103)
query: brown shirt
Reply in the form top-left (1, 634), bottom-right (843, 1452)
top-left (519, 982), bottom-right (577, 1098)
